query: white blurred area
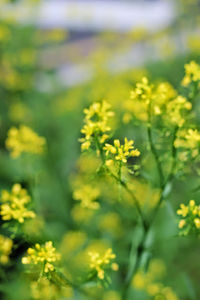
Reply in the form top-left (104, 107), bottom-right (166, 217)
top-left (1, 0), bottom-right (177, 87)
top-left (2, 0), bottom-right (175, 33)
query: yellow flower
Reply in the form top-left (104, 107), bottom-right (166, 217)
top-left (0, 183), bottom-right (35, 223)
top-left (174, 128), bottom-right (200, 157)
top-left (182, 61), bottom-right (200, 86)
top-left (22, 241), bottom-right (61, 273)
top-left (132, 259), bottom-right (178, 299)
top-left (88, 248), bottom-right (117, 280)
top-left (130, 77), bottom-right (153, 104)
top-left (104, 137), bottom-right (140, 164)
top-left (0, 235), bottom-right (13, 264)
top-left (6, 125), bottom-right (46, 158)
top-left (178, 219), bottom-right (186, 229)
top-left (73, 184), bottom-right (100, 210)
top-left (177, 200), bottom-right (200, 235)
top-left (80, 101), bottom-right (114, 151)
top-left (166, 96), bottom-right (192, 127)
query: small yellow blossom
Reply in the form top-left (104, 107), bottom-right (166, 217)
top-left (0, 183), bottom-right (35, 223)
top-left (177, 200), bottom-right (200, 235)
top-left (104, 137), bottom-right (140, 164)
top-left (130, 77), bottom-right (153, 104)
top-left (166, 96), bottom-right (192, 127)
top-left (31, 277), bottom-right (73, 300)
top-left (88, 248), bottom-right (117, 280)
top-left (182, 61), bottom-right (200, 86)
top-left (6, 125), bottom-right (46, 158)
top-left (174, 128), bottom-right (200, 157)
top-left (0, 235), bottom-right (13, 264)
top-left (73, 184), bottom-right (100, 210)
top-left (80, 101), bottom-right (114, 151)
top-left (22, 241), bottom-right (61, 273)
top-left (132, 259), bottom-right (178, 299)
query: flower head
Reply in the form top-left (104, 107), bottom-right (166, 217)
top-left (182, 61), bottom-right (200, 87)
top-left (0, 183), bottom-right (35, 223)
top-left (177, 200), bottom-right (200, 235)
top-left (0, 235), bottom-right (13, 264)
top-left (166, 96), bottom-right (192, 127)
top-left (22, 241), bottom-right (61, 273)
top-left (88, 248), bottom-right (117, 280)
top-left (104, 137), bottom-right (140, 164)
top-left (80, 101), bottom-right (114, 151)
top-left (130, 77), bottom-right (153, 104)
top-left (73, 184), bottom-right (100, 210)
top-left (174, 128), bottom-right (200, 158)
top-left (6, 125), bottom-right (46, 158)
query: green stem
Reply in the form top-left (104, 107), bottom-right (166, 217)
top-left (123, 124), bottom-right (178, 299)
top-left (106, 167), bottom-right (148, 231)
top-left (53, 270), bottom-right (101, 300)
top-left (95, 136), bottom-right (147, 231)
top-left (147, 102), bottom-right (164, 188)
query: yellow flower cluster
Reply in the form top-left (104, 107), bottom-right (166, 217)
top-left (182, 61), bottom-right (200, 87)
top-left (80, 101), bottom-right (114, 151)
top-left (132, 259), bottom-right (178, 300)
top-left (124, 77), bottom-right (190, 126)
top-left (0, 183), bottom-right (35, 223)
top-left (6, 125), bottom-right (46, 158)
top-left (153, 82), bottom-right (177, 116)
top-left (177, 200), bottom-right (200, 234)
top-left (104, 138), bottom-right (140, 165)
top-left (130, 77), bottom-right (153, 104)
top-left (89, 248), bottom-right (118, 280)
top-left (73, 184), bottom-right (100, 210)
top-left (166, 96), bottom-right (192, 127)
top-left (174, 128), bottom-right (200, 158)
top-left (0, 234), bottom-right (13, 264)
top-left (22, 241), bottom-right (61, 273)
top-left (31, 277), bottom-right (73, 300)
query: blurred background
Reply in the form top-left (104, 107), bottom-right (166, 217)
top-left (1, 0), bottom-right (200, 300)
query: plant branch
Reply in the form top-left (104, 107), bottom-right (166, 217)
top-left (147, 102), bottom-right (164, 188)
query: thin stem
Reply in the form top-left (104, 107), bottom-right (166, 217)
top-left (147, 102), bottom-right (164, 188)
top-left (123, 125), bottom-right (178, 299)
top-left (95, 136), bottom-right (147, 231)
top-left (165, 126), bottom-right (178, 185)
top-left (52, 270), bottom-right (101, 300)
top-left (106, 167), bottom-right (148, 231)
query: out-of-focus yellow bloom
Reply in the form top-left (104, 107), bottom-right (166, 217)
top-left (80, 101), bottom-right (114, 151)
top-left (182, 61), bottom-right (200, 87)
top-left (153, 82), bottom-right (177, 115)
top-left (73, 184), bottom-right (100, 210)
top-left (71, 205), bottom-right (95, 224)
top-left (22, 241), bottom-right (61, 273)
top-left (103, 290), bottom-right (121, 300)
top-left (0, 235), bottom-right (13, 264)
top-left (174, 128), bottom-right (200, 157)
top-left (31, 277), bottom-right (73, 300)
top-left (9, 101), bottom-right (31, 123)
top-left (0, 183), bottom-right (35, 223)
top-left (6, 125), bottom-right (46, 158)
top-left (0, 24), bottom-right (10, 41)
top-left (187, 34), bottom-right (200, 53)
top-left (166, 96), bottom-right (192, 127)
top-left (104, 137), bottom-right (140, 164)
top-left (36, 28), bottom-right (68, 44)
top-left (98, 212), bottom-right (123, 238)
top-left (89, 248), bottom-right (117, 280)
top-left (130, 77), bottom-right (153, 104)
top-left (132, 259), bottom-right (178, 299)
top-left (60, 231), bottom-right (86, 257)
top-left (124, 78), bottom-right (186, 125)
top-left (177, 200), bottom-right (200, 234)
